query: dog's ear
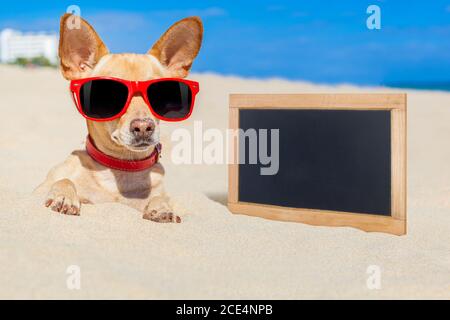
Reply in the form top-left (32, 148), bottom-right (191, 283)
top-left (59, 14), bottom-right (109, 80)
top-left (149, 17), bottom-right (203, 78)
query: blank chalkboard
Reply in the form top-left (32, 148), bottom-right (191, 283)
top-left (228, 94), bottom-right (407, 235)
top-left (239, 109), bottom-right (391, 216)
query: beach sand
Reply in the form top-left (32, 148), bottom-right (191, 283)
top-left (0, 65), bottom-right (449, 299)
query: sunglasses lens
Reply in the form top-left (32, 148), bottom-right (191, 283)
top-left (147, 81), bottom-right (193, 120)
top-left (80, 80), bottom-right (128, 119)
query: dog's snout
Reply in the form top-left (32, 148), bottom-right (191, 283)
top-left (130, 118), bottom-right (155, 138)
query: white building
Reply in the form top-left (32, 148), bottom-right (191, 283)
top-left (0, 29), bottom-right (58, 64)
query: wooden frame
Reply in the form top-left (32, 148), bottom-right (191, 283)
top-left (228, 94), bottom-right (407, 235)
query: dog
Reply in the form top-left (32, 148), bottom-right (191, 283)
top-left (34, 14), bottom-right (203, 223)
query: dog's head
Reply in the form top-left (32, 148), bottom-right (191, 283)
top-left (58, 14), bottom-right (203, 159)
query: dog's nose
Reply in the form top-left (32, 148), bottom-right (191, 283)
top-left (130, 118), bottom-right (155, 138)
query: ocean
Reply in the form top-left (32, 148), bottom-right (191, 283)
top-left (386, 82), bottom-right (450, 92)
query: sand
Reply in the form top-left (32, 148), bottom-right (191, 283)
top-left (0, 65), bottom-right (449, 299)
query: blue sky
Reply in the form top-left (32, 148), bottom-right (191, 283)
top-left (1, 0), bottom-right (450, 85)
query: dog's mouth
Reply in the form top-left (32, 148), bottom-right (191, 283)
top-left (130, 140), bottom-right (155, 150)
top-left (124, 138), bottom-right (159, 152)
top-left (112, 133), bottom-right (158, 152)
top-left (134, 142), bottom-right (152, 148)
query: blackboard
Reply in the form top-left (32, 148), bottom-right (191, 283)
top-left (228, 94), bottom-right (407, 235)
top-left (239, 109), bottom-right (391, 216)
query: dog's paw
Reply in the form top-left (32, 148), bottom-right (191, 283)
top-left (44, 179), bottom-right (81, 216)
top-left (143, 210), bottom-right (181, 223)
top-left (45, 195), bottom-right (81, 216)
top-left (143, 198), bottom-right (180, 223)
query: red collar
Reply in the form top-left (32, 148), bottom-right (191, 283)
top-left (86, 136), bottom-right (161, 172)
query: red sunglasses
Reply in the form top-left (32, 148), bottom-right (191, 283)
top-left (70, 77), bottom-right (200, 122)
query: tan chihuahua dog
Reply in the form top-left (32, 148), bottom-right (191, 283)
top-left (35, 14), bottom-right (203, 223)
